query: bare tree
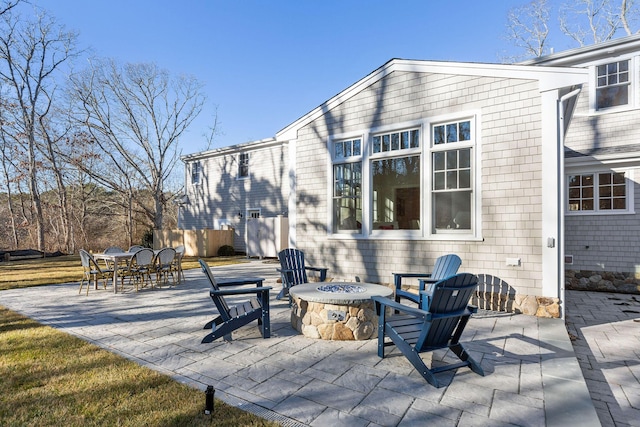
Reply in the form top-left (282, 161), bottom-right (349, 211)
top-left (69, 59), bottom-right (205, 231)
top-left (0, 7), bottom-right (78, 252)
top-left (504, 0), bottom-right (551, 60)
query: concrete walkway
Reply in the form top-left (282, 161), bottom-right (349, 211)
top-left (1, 260), bottom-right (638, 426)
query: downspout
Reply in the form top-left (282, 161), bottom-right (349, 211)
top-left (556, 86), bottom-right (582, 319)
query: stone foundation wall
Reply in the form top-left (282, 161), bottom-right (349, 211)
top-left (566, 270), bottom-right (640, 294)
top-left (472, 292), bottom-right (560, 318)
top-left (290, 296), bottom-right (377, 340)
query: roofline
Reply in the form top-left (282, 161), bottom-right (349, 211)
top-left (181, 137), bottom-right (280, 161)
top-left (520, 33), bottom-right (640, 66)
top-left (275, 58), bottom-right (588, 141)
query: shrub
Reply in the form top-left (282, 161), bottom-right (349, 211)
top-left (217, 245), bottom-right (235, 256)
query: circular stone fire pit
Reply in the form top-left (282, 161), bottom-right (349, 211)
top-left (289, 281), bottom-right (393, 340)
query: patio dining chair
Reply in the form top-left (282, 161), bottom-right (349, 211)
top-left (78, 249), bottom-right (113, 295)
top-left (154, 247), bottom-right (177, 287)
top-left (128, 245), bottom-right (145, 253)
top-left (373, 273), bottom-right (484, 387)
top-left (172, 245), bottom-right (185, 283)
top-left (129, 248), bottom-right (155, 291)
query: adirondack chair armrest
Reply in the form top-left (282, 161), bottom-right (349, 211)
top-left (372, 295), bottom-right (428, 319)
top-left (393, 272), bottom-right (433, 290)
top-left (216, 277), bottom-right (265, 287)
top-left (305, 266), bottom-right (328, 281)
top-left (210, 286), bottom-right (273, 297)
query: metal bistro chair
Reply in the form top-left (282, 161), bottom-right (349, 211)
top-left (129, 248), bottom-right (155, 291)
top-left (155, 247), bottom-right (177, 287)
top-left (78, 249), bottom-right (113, 295)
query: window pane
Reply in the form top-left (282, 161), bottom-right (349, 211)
top-left (446, 171), bottom-right (457, 189)
top-left (434, 152), bottom-right (445, 171)
top-left (401, 131), bottom-right (409, 149)
top-left (391, 133), bottom-right (399, 150)
top-left (600, 199), bottom-right (612, 210)
top-left (411, 130), bottom-right (420, 148)
top-left (613, 172), bottom-right (625, 184)
top-left (373, 136), bottom-right (381, 153)
top-left (613, 198), bottom-right (626, 209)
top-left (613, 185), bottom-right (626, 196)
top-left (335, 142), bottom-right (344, 159)
top-left (434, 191), bottom-right (471, 230)
top-left (383, 135), bottom-right (390, 152)
top-left (372, 156), bottom-right (420, 230)
top-left (446, 124), bottom-right (458, 143)
top-left (599, 173), bottom-right (611, 185)
top-left (568, 188), bottom-right (580, 198)
top-left (459, 170), bottom-right (471, 188)
top-left (459, 121), bottom-right (471, 141)
top-left (582, 200), bottom-right (594, 210)
top-left (446, 151), bottom-right (457, 169)
top-left (434, 126), bottom-right (445, 145)
top-left (353, 139), bottom-right (361, 156)
top-left (583, 187), bottom-right (593, 198)
top-left (459, 148), bottom-right (470, 168)
top-left (434, 171), bottom-right (445, 190)
top-left (345, 141), bottom-right (352, 157)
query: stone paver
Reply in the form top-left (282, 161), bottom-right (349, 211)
top-left (1, 260), bottom-right (638, 426)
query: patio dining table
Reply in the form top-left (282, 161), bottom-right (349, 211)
top-left (92, 251), bottom-right (134, 294)
top-left (93, 249), bottom-right (161, 294)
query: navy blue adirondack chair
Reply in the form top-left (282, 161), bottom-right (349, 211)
top-left (392, 254), bottom-right (462, 306)
top-left (199, 259), bottom-right (272, 343)
top-left (372, 273), bottom-right (484, 388)
top-left (276, 248), bottom-right (328, 300)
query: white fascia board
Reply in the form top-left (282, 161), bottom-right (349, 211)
top-left (276, 59), bottom-right (588, 141)
top-left (566, 152), bottom-right (640, 169)
top-left (521, 34), bottom-right (640, 66)
top-left (181, 137), bottom-right (279, 162)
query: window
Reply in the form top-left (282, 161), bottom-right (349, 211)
top-left (596, 60), bottom-right (630, 110)
top-left (432, 120), bottom-right (473, 232)
top-left (568, 172), bottom-right (627, 212)
top-left (333, 138), bottom-right (362, 233)
top-left (238, 153), bottom-right (249, 178)
top-left (191, 161), bottom-right (201, 185)
top-left (371, 129), bottom-right (421, 230)
top-left (328, 117), bottom-right (477, 239)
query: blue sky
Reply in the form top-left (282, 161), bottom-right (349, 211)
top-left (38, 0), bottom-right (571, 155)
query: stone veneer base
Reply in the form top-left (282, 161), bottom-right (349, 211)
top-left (566, 269), bottom-right (640, 294)
top-left (290, 295), bottom-right (377, 340)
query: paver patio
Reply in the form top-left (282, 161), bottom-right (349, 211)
top-left (1, 260), bottom-right (638, 426)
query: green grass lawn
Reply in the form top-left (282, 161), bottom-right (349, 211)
top-left (0, 256), bottom-right (278, 427)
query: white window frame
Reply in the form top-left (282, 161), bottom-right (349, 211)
top-left (565, 168), bottom-right (634, 215)
top-left (238, 152), bottom-right (250, 179)
top-left (326, 114), bottom-right (481, 241)
top-left (429, 117), bottom-right (476, 236)
top-left (191, 161), bottom-right (201, 185)
top-left (588, 55), bottom-right (638, 114)
top-left (329, 135), bottom-right (364, 236)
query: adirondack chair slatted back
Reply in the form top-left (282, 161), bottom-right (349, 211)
top-left (430, 254), bottom-right (462, 281)
top-left (393, 254), bottom-right (462, 306)
top-left (418, 273), bottom-right (478, 349)
top-left (199, 259), bottom-right (231, 319)
top-left (278, 248), bottom-right (308, 285)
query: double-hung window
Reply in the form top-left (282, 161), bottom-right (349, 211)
top-left (432, 119), bottom-right (473, 232)
top-left (238, 153), bottom-right (249, 178)
top-left (595, 59), bottom-right (631, 110)
top-left (191, 161), bottom-right (201, 185)
top-left (332, 138), bottom-right (362, 233)
top-left (568, 171), bottom-right (628, 213)
top-left (371, 129), bottom-right (421, 231)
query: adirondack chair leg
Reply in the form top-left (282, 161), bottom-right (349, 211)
top-left (449, 342), bottom-right (485, 376)
top-left (203, 316), bottom-right (223, 330)
top-left (261, 292), bottom-right (271, 338)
